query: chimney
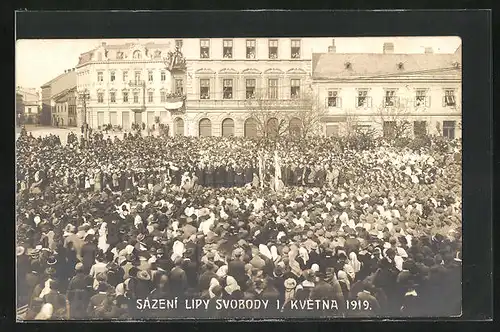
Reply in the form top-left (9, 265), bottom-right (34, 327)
top-left (424, 47), bottom-right (434, 54)
top-left (328, 39), bottom-right (336, 53)
top-left (383, 42), bottom-right (394, 54)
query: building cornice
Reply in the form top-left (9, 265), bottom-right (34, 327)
top-left (312, 77), bottom-right (461, 84)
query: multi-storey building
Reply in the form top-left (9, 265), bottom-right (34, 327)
top-left (76, 42), bottom-right (181, 130)
top-left (52, 87), bottom-right (78, 127)
top-left (76, 38), bottom-right (332, 135)
top-left (312, 42), bottom-right (462, 139)
top-left (16, 87), bottom-right (41, 124)
top-left (40, 69), bottom-right (77, 126)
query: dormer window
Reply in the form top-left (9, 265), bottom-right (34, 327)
top-left (397, 62), bottom-right (404, 70)
top-left (154, 50), bottom-right (162, 59)
top-left (345, 62), bottom-right (352, 70)
top-left (133, 50), bottom-right (142, 59)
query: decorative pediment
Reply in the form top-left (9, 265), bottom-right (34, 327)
top-left (242, 68), bottom-right (261, 75)
top-left (195, 68), bottom-right (216, 75)
top-left (287, 68), bottom-right (306, 75)
top-left (153, 50), bottom-right (162, 59)
top-left (264, 68), bottom-right (284, 74)
top-left (219, 68), bottom-right (238, 75)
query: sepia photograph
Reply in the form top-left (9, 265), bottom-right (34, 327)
top-left (15, 35), bottom-right (463, 320)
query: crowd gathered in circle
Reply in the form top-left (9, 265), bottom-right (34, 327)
top-left (16, 126), bottom-right (462, 319)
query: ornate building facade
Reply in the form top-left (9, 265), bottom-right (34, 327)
top-left (76, 38), bottom-right (332, 135)
top-left (312, 43), bottom-right (462, 139)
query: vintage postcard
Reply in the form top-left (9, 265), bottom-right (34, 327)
top-left (15, 36), bottom-right (462, 320)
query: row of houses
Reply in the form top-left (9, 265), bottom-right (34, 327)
top-left (39, 38), bottom-right (461, 138)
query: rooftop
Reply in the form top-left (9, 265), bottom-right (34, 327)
top-left (312, 47), bottom-right (461, 80)
top-left (41, 70), bottom-right (76, 89)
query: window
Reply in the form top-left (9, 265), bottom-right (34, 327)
top-left (123, 91), bottom-right (129, 103)
top-left (414, 121), bottom-right (427, 137)
top-left (116, 51), bottom-right (124, 59)
top-left (148, 71), bottom-right (154, 82)
top-left (290, 79), bottom-right (300, 98)
top-left (327, 90), bottom-right (340, 107)
top-left (123, 71), bottom-right (128, 82)
top-left (110, 91), bottom-right (116, 103)
top-left (148, 91), bottom-right (154, 103)
top-left (291, 39), bottom-right (301, 58)
top-left (200, 39), bottom-right (210, 58)
top-left (160, 90), bottom-right (166, 102)
top-left (134, 71), bottom-right (141, 83)
top-left (269, 39), bottom-right (278, 59)
top-left (246, 79), bottom-right (256, 99)
top-left (175, 79), bottom-right (184, 94)
top-left (110, 71), bottom-right (115, 82)
top-left (97, 92), bottom-right (104, 103)
top-left (161, 71), bottom-right (166, 81)
top-left (223, 79), bottom-right (233, 99)
top-left (444, 89), bottom-right (456, 107)
top-left (200, 79), bottom-right (210, 99)
top-left (384, 90), bottom-right (397, 107)
top-left (443, 121), bottom-right (456, 139)
top-left (223, 39), bottom-right (233, 58)
top-left (246, 39), bottom-right (256, 59)
top-left (356, 90), bottom-right (371, 108)
top-left (268, 79), bottom-right (278, 99)
top-left (175, 39), bottom-right (183, 50)
top-left (133, 91), bottom-right (139, 103)
top-left (97, 71), bottom-right (103, 82)
top-left (133, 50), bottom-right (142, 59)
top-left (415, 89), bottom-right (430, 107)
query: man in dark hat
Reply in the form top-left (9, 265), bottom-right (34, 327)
top-left (67, 262), bottom-right (93, 319)
top-left (81, 234), bottom-right (98, 274)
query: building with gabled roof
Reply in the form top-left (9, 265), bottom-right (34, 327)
top-left (40, 69), bottom-right (77, 125)
top-left (311, 41), bottom-right (462, 139)
top-left (51, 86), bottom-right (78, 127)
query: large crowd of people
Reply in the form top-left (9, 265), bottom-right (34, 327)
top-left (16, 127), bottom-right (462, 320)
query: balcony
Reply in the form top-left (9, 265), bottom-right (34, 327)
top-left (186, 98), bottom-right (311, 110)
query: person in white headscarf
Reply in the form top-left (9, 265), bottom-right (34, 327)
top-left (35, 303), bottom-right (54, 320)
top-left (97, 222), bottom-right (109, 253)
top-left (348, 252), bottom-right (362, 274)
top-left (296, 247), bottom-right (309, 270)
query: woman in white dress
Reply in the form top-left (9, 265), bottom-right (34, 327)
top-left (97, 222), bottom-right (109, 253)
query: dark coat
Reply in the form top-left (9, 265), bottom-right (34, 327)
top-left (225, 167), bottom-right (235, 186)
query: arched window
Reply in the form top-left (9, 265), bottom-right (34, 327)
top-left (289, 117), bottom-right (302, 137)
top-left (267, 118), bottom-right (279, 138)
top-left (244, 117), bottom-right (258, 138)
top-left (174, 118), bottom-right (184, 136)
top-left (133, 50), bottom-right (142, 59)
top-left (199, 118), bottom-right (212, 137)
top-left (222, 118), bottom-right (235, 137)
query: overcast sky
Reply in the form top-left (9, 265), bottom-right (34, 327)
top-left (16, 37), bottom-right (461, 89)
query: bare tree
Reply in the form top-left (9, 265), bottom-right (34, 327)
top-left (287, 90), bottom-right (329, 138)
top-left (244, 92), bottom-right (290, 139)
top-left (371, 97), bottom-right (412, 139)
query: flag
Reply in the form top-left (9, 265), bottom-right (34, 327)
top-left (258, 153), bottom-right (264, 189)
top-left (274, 151), bottom-right (282, 191)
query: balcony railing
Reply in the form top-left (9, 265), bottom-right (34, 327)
top-left (186, 98), bottom-right (311, 109)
